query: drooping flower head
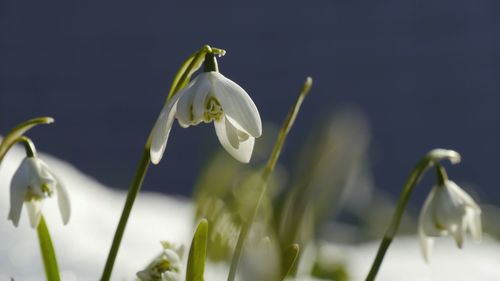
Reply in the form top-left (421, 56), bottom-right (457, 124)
top-left (150, 52), bottom-right (262, 164)
top-left (8, 155), bottom-right (70, 228)
top-left (418, 168), bottom-right (481, 261)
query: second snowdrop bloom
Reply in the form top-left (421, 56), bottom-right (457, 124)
top-left (8, 156), bottom-right (70, 228)
top-left (418, 179), bottom-right (481, 261)
top-left (136, 243), bottom-right (184, 281)
top-left (151, 53), bottom-right (262, 164)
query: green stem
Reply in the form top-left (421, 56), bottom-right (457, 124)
top-left (167, 45), bottom-right (226, 101)
top-left (8, 136), bottom-right (37, 158)
top-left (100, 140), bottom-right (151, 281)
top-left (0, 117), bottom-right (53, 163)
top-left (435, 164), bottom-right (448, 185)
top-left (37, 216), bottom-right (61, 281)
top-left (364, 149), bottom-right (460, 281)
top-left (227, 77), bottom-right (313, 281)
top-left (100, 45), bottom-right (226, 280)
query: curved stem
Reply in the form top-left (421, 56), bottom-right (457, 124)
top-left (435, 164), bottom-right (448, 185)
top-left (364, 149), bottom-right (460, 281)
top-left (8, 136), bottom-right (37, 157)
top-left (227, 77), bottom-right (313, 281)
top-left (0, 117), bottom-right (52, 163)
top-left (167, 45), bottom-right (226, 101)
top-left (100, 46), bottom-right (222, 280)
top-left (100, 139), bottom-right (151, 281)
top-left (37, 215), bottom-right (61, 281)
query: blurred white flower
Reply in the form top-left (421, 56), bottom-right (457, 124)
top-left (137, 243), bottom-right (184, 281)
top-left (8, 156), bottom-right (70, 228)
top-left (150, 68), bottom-right (262, 164)
top-left (418, 180), bottom-right (481, 261)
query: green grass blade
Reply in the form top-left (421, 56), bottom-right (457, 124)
top-left (186, 219), bottom-right (208, 281)
top-left (37, 216), bottom-right (61, 281)
top-left (281, 244), bottom-right (300, 280)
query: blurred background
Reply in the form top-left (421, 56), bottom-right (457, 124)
top-left (1, 0), bottom-right (499, 208)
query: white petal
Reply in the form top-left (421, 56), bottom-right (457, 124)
top-left (56, 181), bottom-right (71, 224)
top-left (210, 72), bottom-right (262, 137)
top-left (446, 181), bottom-right (481, 210)
top-left (150, 94), bottom-right (182, 165)
top-left (214, 117), bottom-right (255, 163)
top-left (467, 209), bottom-right (482, 242)
top-left (176, 75), bottom-right (211, 127)
top-left (163, 249), bottom-right (182, 267)
top-left (419, 187), bottom-right (444, 236)
top-left (8, 161), bottom-right (30, 227)
top-left (433, 184), bottom-right (464, 232)
top-left (163, 271), bottom-right (182, 281)
top-left (136, 270), bottom-right (150, 281)
top-left (451, 220), bottom-right (465, 248)
top-left (32, 157), bottom-right (57, 183)
top-left (419, 234), bottom-right (434, 263)
top-left (26, 200), bottom-right (44, 228)
top-left (35, 158), bottom-right (60, 198)
top-left (191, 73), bottom-right (212, 122)
top-left (418, 187), bottom-right (439, 261)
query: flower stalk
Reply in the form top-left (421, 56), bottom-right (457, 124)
top-left (100, 141), bottom-right (152, 281)
top-left (101, 45), bottom-right (225, 281)
top-left (364, 149), bottom-right (461, 281)
top-left (226, 77), bottom-right (313, 281)
top-left (0, 117), bottom-right (53, 163)
top-left (0, 119), bottom-right (62, 281)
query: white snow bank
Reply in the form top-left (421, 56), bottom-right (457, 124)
top-left (0, 145), bottom-right (498, 281)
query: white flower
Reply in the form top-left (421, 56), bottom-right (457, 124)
top-left (8, 156), bottom-right (70, 228)
top-left (150, 71), bottom-right (262, 164)
top-left (137, 243), bottom-right (184, 281)
top-left (418, 180), bottom-right (481, 261)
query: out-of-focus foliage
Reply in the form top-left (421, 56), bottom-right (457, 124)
top-left (194, 109), bottom-right (373, 280)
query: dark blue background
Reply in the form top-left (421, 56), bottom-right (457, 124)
top-left (1, 0), bottom-right (499, 204)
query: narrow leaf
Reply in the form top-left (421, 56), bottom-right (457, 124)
top-left (281, 243), bottom-right (300, 280)
top-left (0, 117), bottom-right (54, 163)
top-left (167, 52), bottom-right (196, 100)
top-left (37, 216), bottom-right (61, 281)
top-left (186, 219), bottom-right (209, 281)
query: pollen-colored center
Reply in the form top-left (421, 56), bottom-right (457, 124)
top-left (204, 96), bottom-right (223, 122)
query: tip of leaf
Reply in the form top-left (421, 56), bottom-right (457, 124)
top-left (301, 77), bottom-right (313, 96)
top-left (42, 117), bottom-right (55, 124)
top-left (197, 218), bottom-right (208, 232)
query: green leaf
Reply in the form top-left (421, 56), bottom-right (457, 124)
top-left (0, 117), bottom-right (54, 163)
top-left (281, 243), bottom-right (300, 280)
top-left (186, 219), bottom-right (208, 281)
top-left (167, 52), bottom-right (196, 101)
top-left (37, 216), bottom-right (61, 281)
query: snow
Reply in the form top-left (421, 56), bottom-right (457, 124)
top-left (1, 145), bottom-right (499, 281)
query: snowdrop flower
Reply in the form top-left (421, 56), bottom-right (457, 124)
top-left (418, 179), bottom-right (481, 261)
top-left (137, 243), bottom-right (184, 281)
top-left (8, 156), bottom-right (70, 228)
top-left (150, 53), bottom-right (262, 164)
